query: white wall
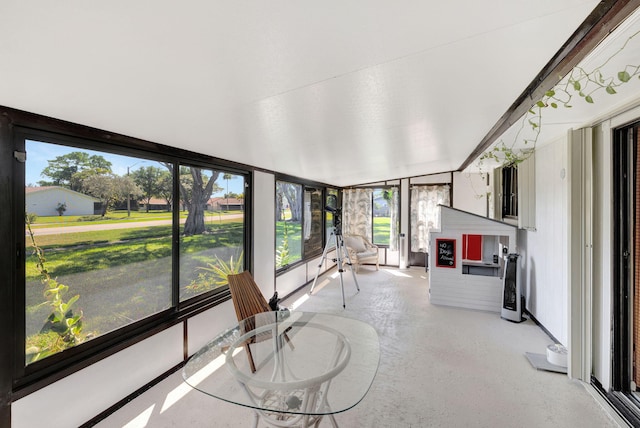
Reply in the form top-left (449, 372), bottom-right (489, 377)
top-left (452, 171), bottom-right (487, 216)
top-left (13, 325), bottom-right (185, 428)
top-left (518, 136), bottom-right (570, 345)
top-left (253, 170), bottom-right (276, 297)
top-left (26, 188), bottom-right (96, 217)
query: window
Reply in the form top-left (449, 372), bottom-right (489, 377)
top-left (275, 180), bottom-right (331, 270)
top-left (611, 122), bottom-right (640, 424)
top-left (325, 189), bottom-right (339, 244)
top-left (494, 155), bottom-right (535, 229)
top-left (501, 165), bottom-right (518, 218)
top-left (372, 188), bottom-right (394, 246)
top-left (20, 134), bottom-right (247, 375)
top-left (178, 165), bottom-right (245, 302)
top-left (276, 180), bottom-right (302, 268)
top-left (303, 187), bottom-right (323, 257)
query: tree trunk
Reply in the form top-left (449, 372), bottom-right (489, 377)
top-left (184, 200), bottom-right (206, 235)
top-left (182, 168), bottom-right (219, 236)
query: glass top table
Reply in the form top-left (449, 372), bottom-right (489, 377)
top-left (182, 311), bottom-right (380, 427)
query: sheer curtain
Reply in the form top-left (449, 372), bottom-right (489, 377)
top-left (410, 184), bottom-right (451, 252)
top-left (389, 187), bottom-right (399, 251)
top-left (342, 188), bottom-right (373, 240)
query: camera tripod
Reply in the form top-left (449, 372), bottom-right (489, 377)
top-left (309, 226), bottom-right (360, 308)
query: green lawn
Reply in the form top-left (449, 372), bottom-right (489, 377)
top-left (373, 216), bottom-right (391, 245)
top-left (25, 215), bottom-right (245, 351)
top-left (275, 220), bottom-right (302, 267)
top-left (28, 209), bottom-right (243, 228)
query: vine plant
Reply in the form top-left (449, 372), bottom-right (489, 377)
top-left (477, 29), bottom-right (640, 171)
top-left (26, 215), bottom-right (84, 363)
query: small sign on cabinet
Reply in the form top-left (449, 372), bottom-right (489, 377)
top-left (436, 238), bottom-right (456, 268)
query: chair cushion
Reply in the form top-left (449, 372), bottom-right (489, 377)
top-left (344, 235), bottom-right (367, 253)
top-left (357, 250), bottom-right (378, 258)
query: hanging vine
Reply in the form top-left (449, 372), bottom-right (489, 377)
top-left (477, 29), bottom-right (640, 171)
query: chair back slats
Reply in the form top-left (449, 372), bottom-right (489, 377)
top-left (227, 271), bottom-right (271, 322)
top-left (226, 271), bottom-right (276, 373)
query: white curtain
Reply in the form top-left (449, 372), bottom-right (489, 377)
top-left (389, 187), bottom-right (399, 251)
top-left (342, 188), bottom-right (373, 241)
top-left (410, 185), bottom-right (451, 252)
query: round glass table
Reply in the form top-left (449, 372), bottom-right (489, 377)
top-left (182, 311), bottom-right (380, 428)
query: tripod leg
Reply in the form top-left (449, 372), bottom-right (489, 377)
top-left (309, 231), bottom-right (334, 294)
top-left (341, 238), bottom-right (360, 292)
top-left (335, 237), bottom-right (346, 309)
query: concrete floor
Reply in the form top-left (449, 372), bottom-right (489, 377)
top-left (96, 267), bottom-right (623, 427)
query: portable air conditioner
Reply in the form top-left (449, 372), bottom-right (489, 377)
top-left (501, 253), bottom-right (523, 322)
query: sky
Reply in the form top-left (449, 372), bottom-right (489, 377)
top-left (25, 140), bottom-right (244, 197)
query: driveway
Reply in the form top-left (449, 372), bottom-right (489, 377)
top-left (28, 214), bottom-right (244, 236)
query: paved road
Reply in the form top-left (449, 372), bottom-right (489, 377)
top-left (28, 214), bottom-right (244, 236)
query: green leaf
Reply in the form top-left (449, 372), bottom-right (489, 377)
top-left (536, 100), bottom-right (546, 108)
top-left (550, 102), bottom-right (558, 108)
top-left (606, 86), bottom-right (617, 94)
top-left (66, 294), bottom-right (80, 308)
top-left (619, 71), bottom-right (631, 82)
top-left (573, 81), bottom-right (581, 91)
top-left (545, 90), bottom-right (555, 97)
top-left (585, 95), bottom-right (594, 103)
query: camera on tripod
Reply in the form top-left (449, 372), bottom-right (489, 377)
top-left (325, 194), bottom-right (342, 234)
top-left (310, 193), bottom-right (360, 307)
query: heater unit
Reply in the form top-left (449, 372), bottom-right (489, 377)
top-left (501, 253), bottom-right (523, 322)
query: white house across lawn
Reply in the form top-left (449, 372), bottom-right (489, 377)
top-left (25, 186), bottom-right (99, 217)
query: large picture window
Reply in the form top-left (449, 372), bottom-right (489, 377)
top-left (178, 165), bottom-right (245, 301)
top-left (22, 138), bottom-right (247, 368)
top-left (325, 188), bottom-right (339, 244)
top-left (275, 180), bottom-right (331, 270)
top-left (275, 180), bottom-right (302, 268)
top-left (303, 186), bottom-right (323, 257)
top-left (372, 188), bottom-right (396, 247)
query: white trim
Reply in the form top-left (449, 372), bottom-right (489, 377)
top-left (568, 127), bottom-right (594, 382)
top-left (584, 383), bottom-right (633, 428)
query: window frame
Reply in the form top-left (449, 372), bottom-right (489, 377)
top-left (3, 107), bottom-right (252, 397)
top-left (274, 174), bottom-right (336, 274)
top-left (501, 164), bottom-right (518, 219)
top-left (370, 186), bottom-right (397, 248)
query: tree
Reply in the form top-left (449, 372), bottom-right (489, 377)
top-left (39, 152), bottom-right (112, 191)
top-left (237, 192), bottom-right (245, 211)
top-left (276, 182), bottom-right (302, 221)
top-left (157, 170), bottom-right (173, 211)
top-left (164, 164), bottom-right (222, 235)
top-left (223, 173), bottom-right (236, 212)
top-left (83, 174), bottom-right (140, 216)
top-left (131, 166), bottom-right (165, 212)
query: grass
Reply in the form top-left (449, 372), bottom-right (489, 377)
top-left (373, 216), bottom-right (391, 245)
top-left (26, 222), bottom-right (244, 279)
top-left (275, 220), bottom-right (302, 266)
top-left (26, 216), bottom-right (242, 249)
top-left (28, 209), bottom-right (243, 228)
top-left (25, 214), bottom-right (245, 351)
